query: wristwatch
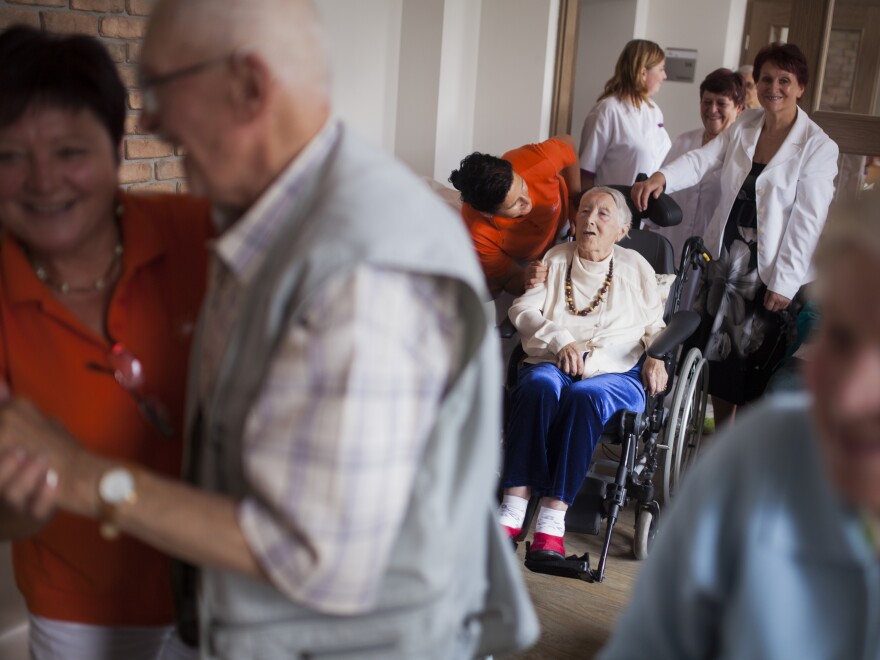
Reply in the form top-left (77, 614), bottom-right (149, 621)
top-left (97, 466), bottom-right (138, 540)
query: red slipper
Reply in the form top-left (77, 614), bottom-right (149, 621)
top-left (529, 532), bottom-right (565, 558)
top-left (501, 525), bottom-right (522, 540)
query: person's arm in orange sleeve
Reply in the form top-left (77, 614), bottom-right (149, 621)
top-left (469, 229), bottom-right (525, 299)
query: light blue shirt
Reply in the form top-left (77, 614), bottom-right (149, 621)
top-left (601, 393), bottom-right (880, 660)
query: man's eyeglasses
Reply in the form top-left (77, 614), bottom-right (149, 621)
top-left (140, 54), bottom-right (232, 115)
top-left (87, 343), bottom-right (173, 438)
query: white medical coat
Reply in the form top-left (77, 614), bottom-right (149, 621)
top-left (660, 108), bottom-right (838, 300)
top-left (579, 95), bottom-right (671, 187)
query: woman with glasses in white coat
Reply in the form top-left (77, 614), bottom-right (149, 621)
top-left (632, 43), bottom-right (839, 426)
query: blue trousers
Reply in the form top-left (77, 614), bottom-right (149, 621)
top-left (502, 361), bottom-right (646, 504)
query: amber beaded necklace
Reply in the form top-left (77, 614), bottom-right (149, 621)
top-left (565, 257), bottom-right (613, 316)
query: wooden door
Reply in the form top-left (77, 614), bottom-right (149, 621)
top-left (819, 1), bottom-right (880, 114)
top-left (742, 0), bottom-right (794, 66)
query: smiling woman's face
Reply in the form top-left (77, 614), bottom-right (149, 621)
top-left (575, 191), bottom-right (626, 261)
top-left (807, 246), bottom-right (880, 514)
top-left (0, 105), bottom-right (118, 259)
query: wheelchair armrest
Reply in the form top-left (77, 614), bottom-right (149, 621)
top-left (498, 317), bottom-right (517, 339)
top-left (646, 310), bottom-right (700, 359)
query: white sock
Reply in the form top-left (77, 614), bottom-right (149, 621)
top-left (498, 495), bottom-right (528, 529)
top-left (535, 506), bottom-right (566, 537)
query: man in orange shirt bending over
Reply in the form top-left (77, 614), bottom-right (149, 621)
top-left (450, 136), bottom-right (580, 298)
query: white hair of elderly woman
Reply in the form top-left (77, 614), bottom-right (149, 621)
top-left (583, 185), bottom-right (634, 233)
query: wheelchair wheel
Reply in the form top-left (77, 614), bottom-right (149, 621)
top-left (661, 347), bottom-right (709, 502)
top-left (633, 508), bottom-right (657, 560)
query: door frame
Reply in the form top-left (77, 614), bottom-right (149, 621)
top-left (789, 0), bottom-right (880, 154)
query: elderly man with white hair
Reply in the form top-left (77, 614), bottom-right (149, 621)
top-left (0, 1), bottom-right (538, 658)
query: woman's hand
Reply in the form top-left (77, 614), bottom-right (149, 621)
top-left (764, 290), bottom-right (791, 313)
top-left (0, 448), bottom-right (58, 536)
top-left (631, 172), bottom-right (666, 212)
top-left (641, 356), bottom-right (668, 397)
top-left (0, 398), bottom-right (102, 519)
top-left (555, 342), bottom-right (584, 377)
top-left (524, 261), bottom-right (548, 290)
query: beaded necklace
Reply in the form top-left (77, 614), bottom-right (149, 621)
top-left (29, 202), bottom-right (124, 295)
top-left (565, 256), bottom-right (613, 316)
top-left (32, 242), bottom-right (123, 294)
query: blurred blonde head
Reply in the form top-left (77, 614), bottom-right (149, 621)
top-left (813, 193), bottom-right (880, 281)
top-left (807, 192), bottom-right (880, 513)
top-left (599, 39), bottom-right (666, 109)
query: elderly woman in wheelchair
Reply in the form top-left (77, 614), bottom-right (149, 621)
top-left (498, 186), bottom-right (669, 562)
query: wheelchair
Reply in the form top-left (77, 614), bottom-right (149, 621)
top-left (502, 181), bottom-right (712, 583)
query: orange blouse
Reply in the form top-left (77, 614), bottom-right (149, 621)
top-left (0, 192), bottom-right (213, 626)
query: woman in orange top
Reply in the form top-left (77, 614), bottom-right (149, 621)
top-left (0, 27), bottom-right (212, 659)
top-left (450, 136), bottom-right (580, 298)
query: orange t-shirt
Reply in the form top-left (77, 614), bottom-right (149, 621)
top-left (462, 137), bottom-right (576, 284)
top-left (0, 192), bottom-right (213, 626)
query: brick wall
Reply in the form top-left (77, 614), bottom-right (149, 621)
top-left (819, 28), bottom-right (860, 113)
top-left (0, 0), bottom-right (186, 193)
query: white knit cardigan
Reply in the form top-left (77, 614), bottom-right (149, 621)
top-left (509, 242), bottom-right (665, 379)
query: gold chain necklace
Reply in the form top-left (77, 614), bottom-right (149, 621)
top-left (565, 257), bottom-right (613, 316)
top-left (32, 242), bottom-right (123, 295)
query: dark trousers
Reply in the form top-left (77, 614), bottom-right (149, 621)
top-left (502, 361), bottom-right (645, 504)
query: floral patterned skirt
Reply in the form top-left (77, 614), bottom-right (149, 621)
top-left (691, 235), bottom-right (802, 405)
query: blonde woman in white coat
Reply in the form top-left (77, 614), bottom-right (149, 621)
top-left (579, 39), bottom-right (671, 191)
top-left (632, 43), bottom-right (839, 425)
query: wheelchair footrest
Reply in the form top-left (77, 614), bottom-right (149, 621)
top-left (523, 542), bottom-right (596, 582)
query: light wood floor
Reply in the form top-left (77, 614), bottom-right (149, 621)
top-left (499, 507), bottom-right (643, 660)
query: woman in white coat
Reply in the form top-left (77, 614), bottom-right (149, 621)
top-left (647, 68), bottom-right (744, 266)
top-left (579, 39), bottom-right (671, 191)
top-left (632, 43), bottom-right (839, 425)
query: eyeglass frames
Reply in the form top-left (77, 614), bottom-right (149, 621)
top-left (86, 343), bottom-right (173, 438)
top-left (139, 53), bottom-right (232, 115)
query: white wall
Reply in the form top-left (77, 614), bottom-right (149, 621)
top-left (434, 0), bottom-right (482, 183)
top-left (395, 0), bottom-right (445, 177)
top-left (319, 0), bottom-right (560, 181)
top-left (319, 0), bottom-right (747, 179)
top-left (572, 0), bottom-right (641, 150)
top-left (472, 0), bottom-right (559, 156)
top-left (645, 0), bottom-right (746, 140)
top-left (317, 0), bottom-right (403, 154)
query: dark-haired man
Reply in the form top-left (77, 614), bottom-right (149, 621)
top-left (450, 136), bottom-right (580, 297)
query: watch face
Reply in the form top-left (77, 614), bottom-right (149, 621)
top-left (100, 469), bottom-right (135, 503)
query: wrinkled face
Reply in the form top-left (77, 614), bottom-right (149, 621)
top-left (700, 90), bottom-right (743, 138)
top-left (575, 191), bottom-right (625, 259)
top-left (756, 62), bottom-right (804, 115)
top-left (493, 172), bottom-right (532, 219)
top-left (643, 60), bottom-right (667, 98)
top-left (0, 106), bottom-right (118, 258)
top-left (741, 71), bottom-right (759, 108)
top-left (806, 248), bottom-right (880, 514)
top-left (139, 21), bottom-right (241, 208)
